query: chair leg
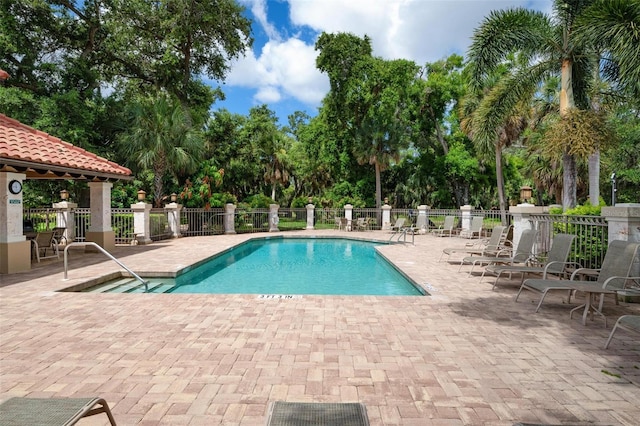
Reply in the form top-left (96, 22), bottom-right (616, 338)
top-left (604, 321), bottom-right (620, 349)
top-left (535, 290), bottom-right (553, 312)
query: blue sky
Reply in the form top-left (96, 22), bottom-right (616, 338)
top-left (209, 0), bottom-right (552, 125)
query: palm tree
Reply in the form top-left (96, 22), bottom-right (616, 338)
top-left (120, 92), bottom-right (204, 207)
top-left (576, 0), bottom-right (640, 98)
top-left (460, 58), bottom-right (528, 224)
top-left (467, 0), bottom-right (596, 210)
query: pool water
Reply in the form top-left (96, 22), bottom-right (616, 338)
top-left (169, 238), bottom-right (425, 295)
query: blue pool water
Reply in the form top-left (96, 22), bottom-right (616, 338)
top-left (169, 238), bottom-right (425, 295)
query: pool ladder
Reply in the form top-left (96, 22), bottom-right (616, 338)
top-left (63, 242), bottom-right (148, 292)
top-left (389, 227), bottom-right (415, 244)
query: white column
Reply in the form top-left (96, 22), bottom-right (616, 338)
top-left (460, 204), bottom-right (473, 232)
top-left (344, 204), bottom-right (353, 231)
top-left (131, 201), bottom-right (152, 245)
top-left (269, 204), bottom-right (280, 232)
top-left (0, 172), bottom-right (30, 274)
top-left (53, 201), bottom-right (77, 243)
top-left (509, 204), bottom-right (544, 253)
top-left (416, 205), bottom-right (430, 234)
top-left (86, 181), bottom-right (115, 251)
top-left (602, 203), bottom-right (640, 287)
top-left (0, 172), bottom-right (26, 243)
top-left (224, 203), bottom-right (236, 234)
top-left (306, 203), bottom-right (315, 230)
top-left (381, 204), bottom-right (392, 230)
top-left (602, 204), bottom-right (640, 244)
top-left (165, 202), bottom-right (182, 238)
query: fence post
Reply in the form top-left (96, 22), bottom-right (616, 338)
top-left (344, 204), bottom-right (353, 231)
top-left (508, 204), bottom-right (545, 253)
top-left (131, 201), bottom-right (152, 245)
top-left (306, 202), bottom-right (315, 230)
top-left (165, 201), bottom-right (182, 238)
top-left (602, 203), bottom-right (640, 291)
top-left (53, 200), bottom-right (77, 243)
top-left (460, 204), bottom-right (472, 232)
top-left (224, 203), bottom-right (236, 234)
top-left (381, 203), bottom-right (392, 230)
top-left (269, 204), bottom-right (280, 232)
top-left (416, 205), bottom-right (430, 234)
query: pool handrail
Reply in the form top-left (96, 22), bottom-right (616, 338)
top-left (63, 242), bottom-right (148, 292)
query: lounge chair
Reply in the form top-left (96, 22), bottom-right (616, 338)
top-left (439, 225), bottom-right (510, 263)
top-left (432, 216), bottom-right (455, 237)
top-left (460, 229), bottom-right (537, 276)
top-left (604, 315), bottom-right (640, 348)
top-left (354, 217), bottom-right (371, 231)
top-left (515, 240), bottom-right (640, 325)
top-left (0, 396), bottom-right (117, 425)
top-left (485, 233), bottom-right (577, 290)
top-left (31, 231), bottom-right (59, 262)
top-left (389, 217), bottom-right (406, 232)
top-left (459, 216), bottom-right (484, 239)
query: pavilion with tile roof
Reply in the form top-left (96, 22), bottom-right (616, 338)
top-left (0, 113), bottom-right (132, 274)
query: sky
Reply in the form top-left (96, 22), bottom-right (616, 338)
top-left (209, 0), bottom-right (552, 125)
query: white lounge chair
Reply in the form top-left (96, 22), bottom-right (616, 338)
top-left (485, 233), bottom-right (577, 289)
top-left (439, 225), bottom-right (510, 263)
top-left (515, 240), bottom-right (640, 326)
top-left (459, 216), bottom-right (484, 239)
top-left (432, 216), bottom-right (455, 237)
top-left (459, 229), bottom-right (537, 276)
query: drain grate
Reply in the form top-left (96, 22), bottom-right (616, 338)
top-left (266, 401), bottom-right (369, 426)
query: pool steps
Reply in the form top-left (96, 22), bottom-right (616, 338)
top-left (82, 277), bottom-right (176, 293)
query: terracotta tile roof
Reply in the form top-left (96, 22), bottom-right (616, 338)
top-left (0, 113), bottom-right (131, 180)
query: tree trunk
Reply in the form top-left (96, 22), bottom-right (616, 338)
top-left (562, 150), bottom-right (577, 210)
top-left (495, 146), bottom-right (507, 225)
top-left (153, 171), bottom-right (163, 208)
top-left (560, 58), bottom-right (577, 210)
top-left (588, 150), bottom-right (600, 206)
top-left (375, 161), bottom-right (382, 209)
top-left (271, 183), bottom-right (276, 201)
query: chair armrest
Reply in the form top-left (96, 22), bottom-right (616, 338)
top-left (602, 276), bottom-right (640, 290)
top-left (570, 267), bottom-right (600, 280)
top-left (541, 261), bottom-right (582, 277)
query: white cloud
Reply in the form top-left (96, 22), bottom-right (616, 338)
top-left (226, 38), bottom-right (329, 107)
top-left (227, 0), bottom-right (552, 114)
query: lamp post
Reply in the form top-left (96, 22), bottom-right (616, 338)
top-left (60, 189), bottom-right (69, 201)
top-left (137, 190), bottom-right (146, 203)
top-left (170, 193), bottom-right (177, 203)
top-left (519, 186), bottom-right (532, 204)
top-left (610, 173), bottom-right (616, 206)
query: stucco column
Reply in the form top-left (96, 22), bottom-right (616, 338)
top-left (416, 205), bottom-right (430, 234)
top-left (0, 172), bottom-right (30, 273)
top-left (306, 203), bottom-right (315, 230)
top-left (165, 202), bottom-right (182, 238)
top-left (344, 204), bottom-right (353, 231)
top-left (224, 203), bottom-right (236, 234)
top-left (509, 203), bottom-right (545, 254)
top-left (602, 204), bottom-right (640, 244)
top-left (86, 181), bottom-right (115, 252)
top-left (602, 203), bottom-right (640, 285)
top-left (381, 203), bottom-right (392, 230)
top-left (131, 201), bottom-right (152, 245)
top-left (269, 204), bottom-right (280, 232)
top-left (53, 201), bottom-right (77, 243)
top-left (460, 204), bottom-right (473, 232)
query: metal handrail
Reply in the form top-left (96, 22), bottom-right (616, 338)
top-left (389, 227), bottom-right (415, 244)
top-left (63, 242), bottom-right (148, 291)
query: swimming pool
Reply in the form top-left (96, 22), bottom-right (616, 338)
top-left (167, 237), bottom-right (425, 295)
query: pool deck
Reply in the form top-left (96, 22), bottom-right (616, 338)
top-left (1, 230), bottom-right (639, 425)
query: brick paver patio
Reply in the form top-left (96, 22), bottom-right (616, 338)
top-left (1, 230), bottom-right (638, 425)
